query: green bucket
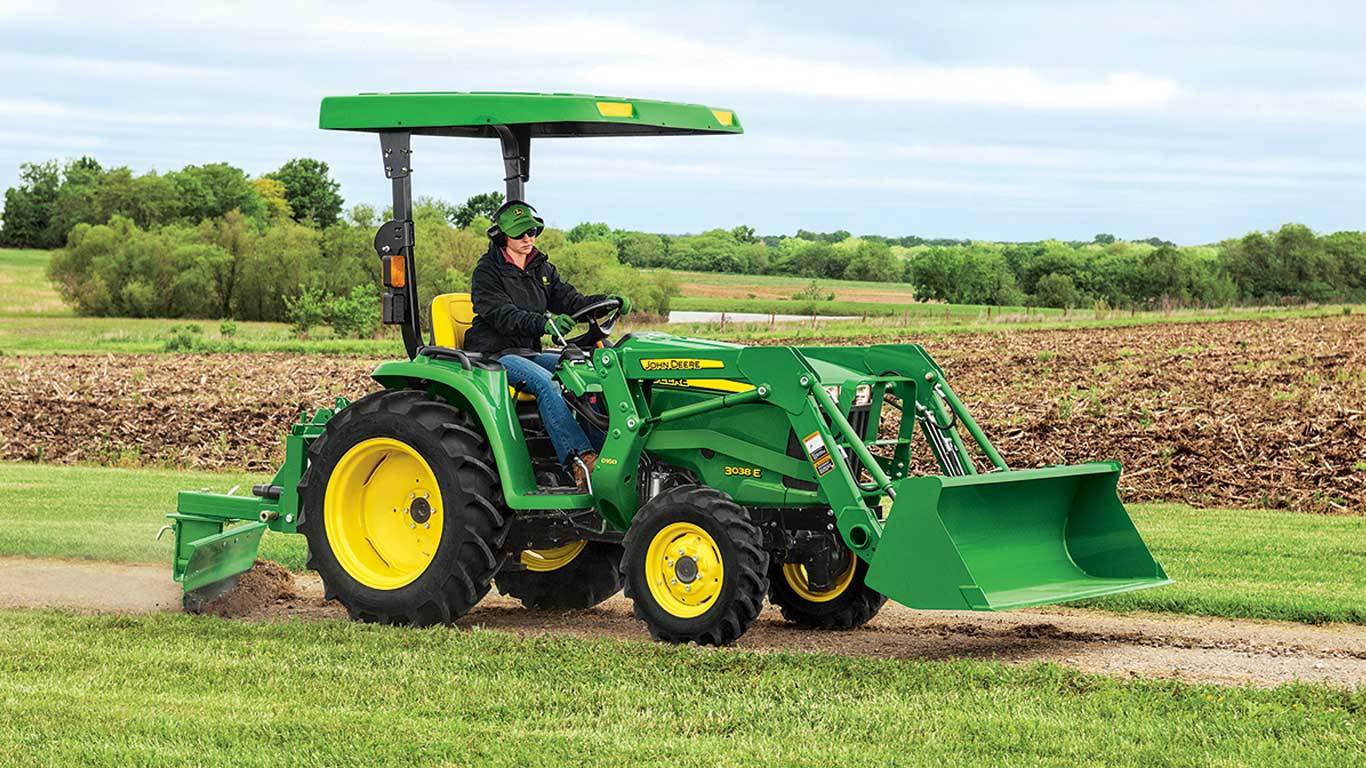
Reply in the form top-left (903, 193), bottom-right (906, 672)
top-left (864, 462), bottom-right (1170, 611)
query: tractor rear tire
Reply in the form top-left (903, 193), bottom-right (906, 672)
top-left (767, 556), bottom-right (886, 630)
top-left (298, 389), bottom-right (510, 626)
top-left (495, 542), bottom-right (624, 610)
top-left (622, 485), bottom-right (768, 645)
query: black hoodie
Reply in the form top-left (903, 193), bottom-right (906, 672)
top-left (463, 243), bottom-right (604, 354)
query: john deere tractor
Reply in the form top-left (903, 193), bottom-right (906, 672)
top-left (166, 92), bottom-right (1169, 644)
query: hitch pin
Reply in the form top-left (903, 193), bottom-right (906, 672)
top-left (155, 524), bottom-right (174, 542)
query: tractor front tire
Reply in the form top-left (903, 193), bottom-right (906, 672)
top-left (767, 556), bottom-right (886, 630)
top-left (495, 541), bottom-right (624, 610)
top-left (298, 389), bottom-right (510, 626)
top-left (622, 485), bottom-right (768, 645)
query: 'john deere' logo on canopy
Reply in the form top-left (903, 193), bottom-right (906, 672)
top-left (513, 208), bottom-right (525, 216)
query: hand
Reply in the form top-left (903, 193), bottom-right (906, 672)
top-left (608, 294), bottom-right (633, 315)
top-left (544, 313), bottom-right (576, 338)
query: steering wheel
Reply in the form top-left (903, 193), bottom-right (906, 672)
top-left (562, 297), bottom-right (623, 348)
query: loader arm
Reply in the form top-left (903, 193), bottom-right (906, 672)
top-left (584, 335), bottom-right (1170, 612)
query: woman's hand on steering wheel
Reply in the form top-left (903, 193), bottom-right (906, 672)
top-left (562, 296), bottom-right (624, 348)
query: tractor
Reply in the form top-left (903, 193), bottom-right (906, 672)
top-left (166, 92), bottom-right (1169, 644)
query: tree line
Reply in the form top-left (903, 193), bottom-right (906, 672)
top-left (4, 157), bottom-right (1364, 329)
top-left (587, 223), bottom-right (1365, 308)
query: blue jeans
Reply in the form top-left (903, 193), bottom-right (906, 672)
top-left (500, 353), bottom-right (594, 467)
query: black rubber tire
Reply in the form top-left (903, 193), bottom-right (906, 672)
top-left (298, 389), bottom-right (511, 626)
top-left (622, 485), bottom-right (768, 645)
top-left (767, 556), bottom-right (886, 630)
top-left (495, 542), bottom-right (625, 610)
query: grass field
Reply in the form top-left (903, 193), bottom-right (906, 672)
top-left (3, 463), bottom-right (1362, 625)
top-left (0, 612), bottom-right (1361, 768)
top-left (2, 248), bottom-right (1360, 354)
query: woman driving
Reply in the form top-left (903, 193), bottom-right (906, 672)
top-left (465, 200), bottom-right (631, 490)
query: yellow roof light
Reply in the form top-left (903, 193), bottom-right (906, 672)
top-left (596, 101), bottom-right (634, 118)
top-left (711, 109), bottom-right (734, 126)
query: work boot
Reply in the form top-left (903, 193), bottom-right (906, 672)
top-left (572, 451), bottom-right (598, 492)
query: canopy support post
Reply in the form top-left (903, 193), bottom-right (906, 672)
top-left (495, 124), bottom-right (531, 201)
top-left (375, 130), bottom-right (423, 359)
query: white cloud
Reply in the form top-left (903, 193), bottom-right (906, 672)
top-left (582, 56), bottom-right (1178, 112)
top-left (0, 52), bottom-right (241, 84)
top-left (0, 99), bottom-right (307, 130)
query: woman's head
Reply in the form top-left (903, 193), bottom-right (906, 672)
top-left (489, 200), bottom-right (544, 254)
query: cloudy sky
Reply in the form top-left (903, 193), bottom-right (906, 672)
top-left (1, 0), bottom-right (1362, 243)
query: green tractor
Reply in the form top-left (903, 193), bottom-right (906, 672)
top-left (166, 92), bottom-right (1169, 644)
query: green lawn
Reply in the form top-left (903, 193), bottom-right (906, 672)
top-left (2, 463), bottom-right (1362, 625)
top-left (0, 612), bottom-right (1360, 767)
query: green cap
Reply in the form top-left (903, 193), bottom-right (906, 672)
top-left (496, 202), bottom-right (545, 238)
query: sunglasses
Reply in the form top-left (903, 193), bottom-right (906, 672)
top-left (511, 228), bottom-right (539, 240)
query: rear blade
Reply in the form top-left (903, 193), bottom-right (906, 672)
top-left (175, 518), bottom-right (266, 594)
top-left (864, 463), bottom-right (1170, 611)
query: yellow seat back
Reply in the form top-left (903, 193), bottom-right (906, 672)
top-left (431, 292), bottom-right (536, 402)
top-left (431, 293), bottom-right (476, 349)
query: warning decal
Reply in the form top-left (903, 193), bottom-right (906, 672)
top-left (802, 431), bottom-right (835, 477)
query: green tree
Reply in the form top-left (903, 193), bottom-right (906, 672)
top-left (328, 285), bottom-right (380, 339)
top-left (169, 163), bottom-right (266, 222)
top-left (954, 245), bottom-right (1020, 304)
top-left (731, 224), bottom-right (758, 244)
top-left (285, 286), bottom-right (328, 338)
top-left (1142, 245), bottom-right (1196, 304)
top-left (908, 247), bottom-right (960, 301)
top-left (450, 191), bottom-right (504, 229)
top-left (617, 231), bottom-right (665, 267)
top-left (1034, 272), bottom-right (1079, 308)
top-left (46, 157), bottom-right (106, 244)
top-left (842, 241), bottom-right (898, 282)
top-left (266, 158), bottom-right (343, 227)
top-left (567, 221), bottom-right (613, 243)
top-left (1, 160), bottom-right (61, 247)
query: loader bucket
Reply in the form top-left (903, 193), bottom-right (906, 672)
top-left (864, 463), bottom-right (1170, 611)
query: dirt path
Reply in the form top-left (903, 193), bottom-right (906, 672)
top-left (4, 557), bottom-right (1363, 689)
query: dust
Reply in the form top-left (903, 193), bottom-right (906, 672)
top-left (195, 560), bottom-right (299, 618)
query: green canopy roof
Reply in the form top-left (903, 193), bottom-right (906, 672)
top-left (318, 91), bottom-right (742, 137)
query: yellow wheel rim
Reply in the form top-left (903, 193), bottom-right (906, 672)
top-left (782, 558), bottom-right (857, 603)
top-left (645, 522), bottom-right (724, 619)
top-left (520, 541), bottom-right (587, 573)
top-left (324, 437), bottom-right (444, 590)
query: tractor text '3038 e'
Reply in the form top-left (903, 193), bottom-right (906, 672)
top-left (166, 93), bottom-right (1169, 644)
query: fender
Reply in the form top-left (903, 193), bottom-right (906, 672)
top-left (370, 356), bottom-right (592, 511)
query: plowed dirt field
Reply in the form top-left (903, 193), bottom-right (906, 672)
top-left (3, 315), bottom-right (1362, 512)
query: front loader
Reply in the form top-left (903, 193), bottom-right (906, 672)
top-left (166, 92), bottom-right (1169, 644)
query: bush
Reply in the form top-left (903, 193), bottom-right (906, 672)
top-left (219, 319), bottom-right (237, 338)
top-left (792, 280), bottom-right (835, 302)
top-left (328, 285), bottom-right (380, 339)
top-left (162, 323), bottom-right (205, 352)
top-left (285, 286), bottom-right (328, 338)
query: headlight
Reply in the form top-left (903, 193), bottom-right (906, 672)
top-left (822, 385), bottom-right (841, 402)
top-left (853, 384), bottom-right (873, 407)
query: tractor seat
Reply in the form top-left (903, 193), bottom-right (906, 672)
top-left (431, 292), bottom-right (536, 402)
